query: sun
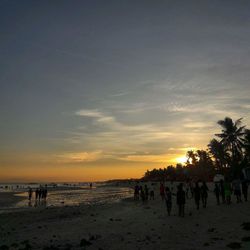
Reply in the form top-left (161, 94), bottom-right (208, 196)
top-left (175, 156), bottom-right (188, 164)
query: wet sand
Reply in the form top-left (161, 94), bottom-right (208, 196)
top-left (0, 184), bottom-right (250, 250)
top-left (0, 192), bottom-right (25, 209)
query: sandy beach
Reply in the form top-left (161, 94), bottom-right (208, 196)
top-left (0, 183), bottom-right (250, 250)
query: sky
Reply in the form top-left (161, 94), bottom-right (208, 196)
top-left (1, 0), bottom-right (250, 182)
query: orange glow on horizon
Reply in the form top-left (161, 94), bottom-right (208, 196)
top-left (0, 151), bottom-right (199, 182)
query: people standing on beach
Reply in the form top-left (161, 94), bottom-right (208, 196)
top-left (242, 180), bottom-right (248, 202)
top-left (232, 178), bottom-right (242, 203)
top-left (193, 182), bottom-right (201, 210)
top-left (220, 180), bottom-right (225, 203)
top-left (224, 180), bottom-right (232, 205)
top-left (160, 183), bottom-right (165, 201)
top-left (201, 181), bottom-right (208, 208)
top-left (214, 183), bottom-right (220, 205)
top-left (177, 183), bottom-right (185, 217)
top-left (165, 187), bottom-right (172, 216)
top-left (28, 187), bottom-right (33, 201)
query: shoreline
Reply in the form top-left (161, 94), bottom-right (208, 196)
top-left (0, 184), bottom-right (134, 213)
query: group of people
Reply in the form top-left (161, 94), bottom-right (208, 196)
top-left (28, 186), bottom-right (48, 201)
top-left (134, 179), bottom-right (249, 218)
top-left (214, 178), bottom-right (249, 205)
top-left (134, 184), bottom-right (155, 201)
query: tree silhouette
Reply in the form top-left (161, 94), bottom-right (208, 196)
top-left (142, 117), bottom-right (249, 182)
top-left (208, 138), bottom-right (230, 172)
top-left (216, 117), bottom-right (245, 166)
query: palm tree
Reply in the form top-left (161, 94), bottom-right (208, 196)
top-left (196, 150), bottom-right (215, 180)
top-left (216, 117), bottom-right (245, 165)
top-left (208, 138), bottom-right (230, 171)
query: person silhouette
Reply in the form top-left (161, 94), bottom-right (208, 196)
top-left (149, 190), bottom-right (155, 200)
top-left (176, 183), bottom-right (185, 217)
top-left (160, 183), bottom-right (165, 201)
top-left (201, 181), bottom-right (208, 208)
top-left (224, 179), bottom-right (232, 205)
top-left (35, 188), bottom-right (39, 200)
top-left (232, 177), bottom-right (242, 203)
top-left (134, 184), bottom-right (140, 200)
top-left (220, 180), bottom-right (225, 203)
top-left (165, 187), bottom-right (172, 216)
top-left (28, 187), bottom-right (33, 201)
top-left (193, 182), bottom-right (201, 210)
top-left (214, 183), bottom-right (220, 205)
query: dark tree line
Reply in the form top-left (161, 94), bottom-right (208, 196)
top-left (143, 117), bottom-right (250, 182)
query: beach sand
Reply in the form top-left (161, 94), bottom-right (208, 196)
top-left (0, 184), bottom-right (250, 250)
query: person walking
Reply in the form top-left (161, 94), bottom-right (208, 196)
top-left (160, 183), bottom-right (165, 201)
top-left (177, 183), bottom-right (185, 217)
top-left (214, 183), bottom-right (220, 205)
top-left (193, 182), bottom-right (201, 210)
top-left (201, 181), bottom-right (208, 208)
top-left (35, 188), bottom-right (39, 200)
top-left (232, 178), bottom-right (242, 203)
top-left (28, 187), bottom-right (33, 201)
top-left (220, 180), bottom-right (225, 203)
top-left (134, 184), bottom-right (140, 200)
top-left (165, 187), bottom-right (172, 216)
top-left (224, 180), bottom-right (232, 205)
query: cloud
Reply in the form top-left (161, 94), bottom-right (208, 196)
top-left (56, 150), bottom-right (104, 163)
top-left (75, 109), bottom-right (103, 118)
top-left (183, 122), bottom-right (214, 129)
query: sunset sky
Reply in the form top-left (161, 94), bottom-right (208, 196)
top-left (1, 0), bottom-right (250, 182)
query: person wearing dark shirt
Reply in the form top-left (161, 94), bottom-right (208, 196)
top-left (214, 183), bottom-right (220, 205)
top-left (220, 180), bottom-right (225, 203)
top-left (201, 181), bottom-right (208, 208)
top-left (165, 187), bottom-right (172, 216)
top-left (177, 183), bottom-right (185, 217)
top-left (193, 182), bottom-right (201, 210)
